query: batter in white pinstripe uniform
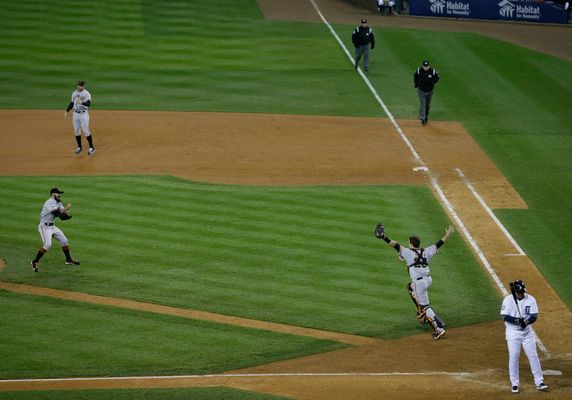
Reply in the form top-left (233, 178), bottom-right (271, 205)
top-left (500, 280), bottom-right (549, 393)
top-left (31, 188), bottom-right (80, 272)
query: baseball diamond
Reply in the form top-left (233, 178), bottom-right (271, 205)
top-left (0, 0), bottom-right (571, 399)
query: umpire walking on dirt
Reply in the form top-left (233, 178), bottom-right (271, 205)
top-left (352, 18), bottom-right (375, 73)
top-left (414, 60), bottom-right (440, 125)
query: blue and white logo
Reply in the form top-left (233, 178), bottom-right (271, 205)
top-left (430, 0), bottom-right (446, 14)
top-left (498, 0), bottom-right (515, 18)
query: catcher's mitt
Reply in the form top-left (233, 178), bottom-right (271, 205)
top-left (374, 222), bottom-right (385, 239)
top-left (59, 213), bottom-right (72, 221)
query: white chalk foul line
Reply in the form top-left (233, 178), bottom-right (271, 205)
top-left (307, 0), bottom-right (550, 357)
top-left (428, 176), bottom-right (509, 297)
top-left (308, 0), bottom-right (423, 165)
top-left (0, 372), bottom-right (472, 383)
top-left (455, 168), bottom-right (526, 256)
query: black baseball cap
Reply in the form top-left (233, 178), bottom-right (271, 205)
top-left (50, 188), bottom-right (64, 194)
top-left (422, 60), bottom-right (430, 67)
top-left (361, 18), bottom-right (367, 23)
top-left (77, 80), bottom-right (85, 86)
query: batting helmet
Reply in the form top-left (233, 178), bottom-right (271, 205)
top-left (513, 280), bottom-right (526, 294)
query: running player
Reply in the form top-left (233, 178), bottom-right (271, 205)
top-left (375, 223), bottom-right (455, 339)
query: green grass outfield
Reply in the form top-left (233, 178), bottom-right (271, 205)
top-left (0, 0), bottom-right (570, 307)
top-left (0, 290), bottom-right (342, 379)
top-left (0, 176), bottom-right (500, 339)
top-left (0, 388), bottom-right (291, 400)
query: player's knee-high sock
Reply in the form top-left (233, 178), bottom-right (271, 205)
top-left (62, 245), bottom-right (72, 261)
top-left (86, 134), bottom-right (94, 148)
top-left (34, 248), bottom-right (47, 262)
top-left (75, 135), bottom-right (82, 148)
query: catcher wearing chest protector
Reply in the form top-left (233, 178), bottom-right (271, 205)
top-left (375, 222), bottom-right (455, 340)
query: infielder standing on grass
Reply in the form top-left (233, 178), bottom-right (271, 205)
top-left (65, 80), bottom-right (95, 155)
top-left (375, 223), bottom-right (454, 340)
top-left (31, 188), bottom-right (80, 272)
top-left (500, 280), bottom-right (549, 394)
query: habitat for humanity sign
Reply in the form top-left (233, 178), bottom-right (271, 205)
top-left (498, 0), bottom-right (540, 21)
top-left (410, 0), bottom-right (568, 23)
top-left (429, 0), bottom-right (471, 17)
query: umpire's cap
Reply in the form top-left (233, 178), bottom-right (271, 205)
top-left (513, 280), bottom-right (526, 293)
top-left (50, 188), bottom-right (64, 194)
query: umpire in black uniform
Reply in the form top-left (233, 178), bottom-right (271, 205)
top-left (352, 18), bottom-right (375, 73)
top-left (414, 60), bottom-right (440, 125)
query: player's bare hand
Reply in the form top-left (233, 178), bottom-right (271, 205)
top-left (64, 111), bottom-right (68, 118)
top-left (66, 202), bottom-right (72, 209)
top-left (443, 225), bottom-right (455, 240)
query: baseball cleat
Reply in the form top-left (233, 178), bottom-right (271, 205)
top-left (75, 147), bottom-right (83, 154)
top-left (432, 328), bottom-right (445, 340)
top-left (536, 383), bottom-right (549, 392)
top-left (88, 147), bottom-right (95, 155)
top-left (65, 258), bottom-right (80, 266)
top-left (31, 260), bottom-right (39, 272)
top-left (511, 385), bottom-right (519, 394)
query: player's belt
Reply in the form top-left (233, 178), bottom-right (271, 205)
top-left (74, 110), bottom-right (86, 113)
top-left (43, 222), bottom-right (54, 226)
top-left (416, 275), bottom-right (430, 280)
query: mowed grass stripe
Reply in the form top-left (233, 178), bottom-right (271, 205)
top-left (0, 176), bottom-right (500, 338)
top-left (0, 291), bottom-right (341, 380)
top-left (0, 0), bottom-right (379, 116)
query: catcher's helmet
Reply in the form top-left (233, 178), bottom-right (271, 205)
top-left (513, 280), bottom-right (526, 293)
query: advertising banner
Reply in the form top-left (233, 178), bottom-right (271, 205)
top-left (410, 0), bottom-right (569, 24)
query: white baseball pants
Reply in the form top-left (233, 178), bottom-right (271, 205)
top-left (73, 111), bottom-right (91, 137)
top-left (507, 332), bottom-right (544, 387)
top-left (38, 223), bottom-right (68, 250)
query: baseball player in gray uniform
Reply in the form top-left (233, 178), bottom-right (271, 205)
top-left (501, 280), bottom-right (548, 393)
top-left (375, 222), bottom-right (455, 339)
top-left (65, 80), bottom-right (95, 155)
top-left (31, 188), bottom-right (80, 272)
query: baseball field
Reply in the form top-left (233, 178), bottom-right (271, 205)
top-left (0, 0), bottom-right (571, 398)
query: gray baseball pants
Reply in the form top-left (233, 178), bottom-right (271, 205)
top-left (355, 45), bottom-right (370, 71)
top-left (418, 88), bottom-right (433, 122)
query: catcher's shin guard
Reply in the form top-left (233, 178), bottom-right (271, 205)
top-left (407, 283), bottom-right (426, 324)
top-left (423, 306), bottom-right (445, 333)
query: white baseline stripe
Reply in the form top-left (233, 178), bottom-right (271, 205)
top-left (0, 372), bottom-right (471, 383)
top-left (308, 0), bottom-right (423, 164)
top-left (307, 0), bottom-right (549, 357)
top-left (455, 168), bottom-right (526, 256)
top-left (429, 176), bottom-right (509, 297)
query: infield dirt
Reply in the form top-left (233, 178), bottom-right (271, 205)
top-left (1, 0), bottom-right (571, 398)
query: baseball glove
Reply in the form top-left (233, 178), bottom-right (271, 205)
top-left (59, 213), bottom-right (72, 221)
top-left (374, 222), bottom-right (385, 239)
